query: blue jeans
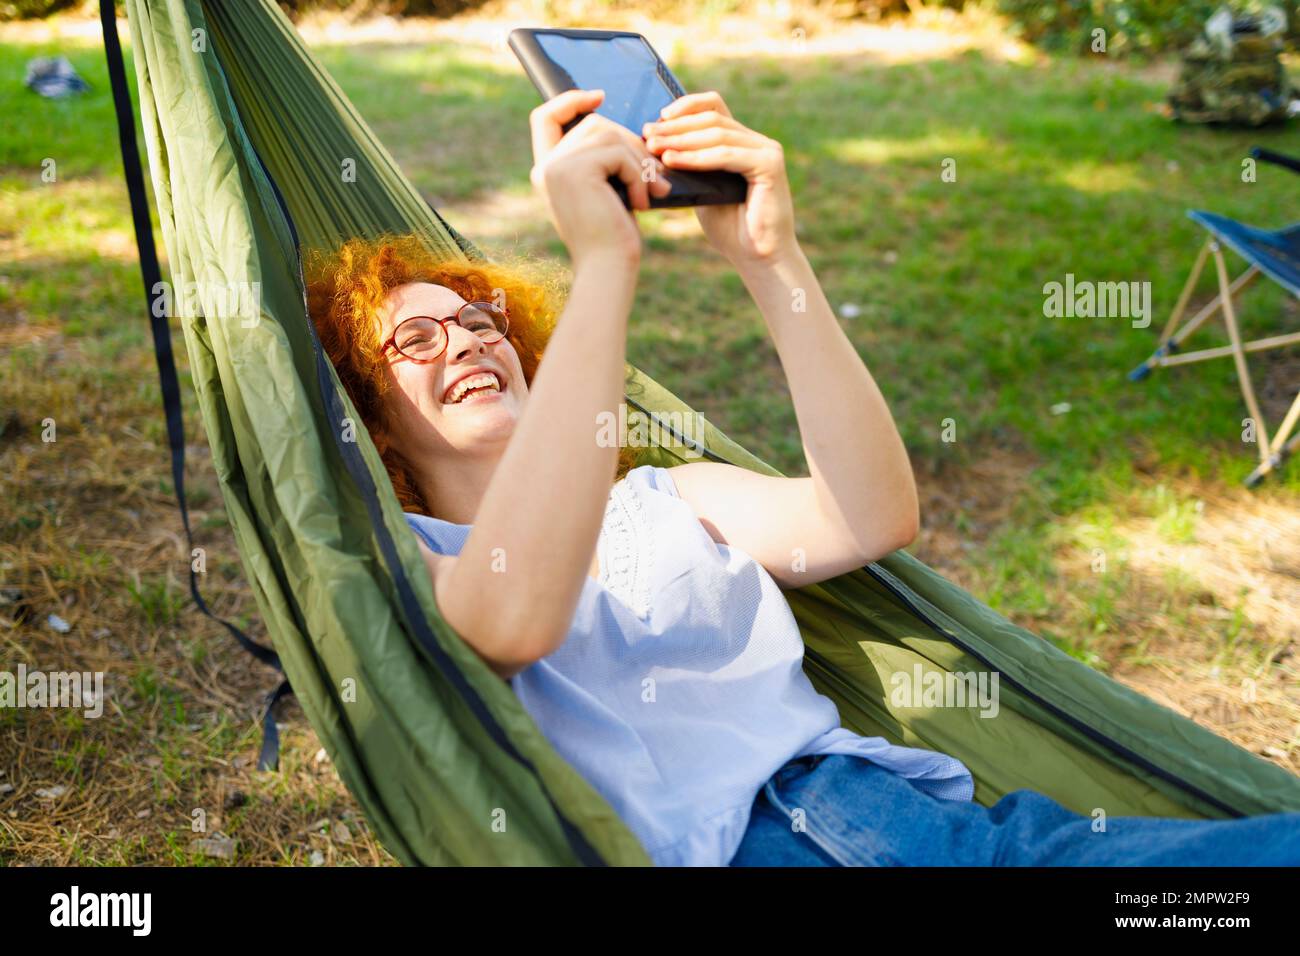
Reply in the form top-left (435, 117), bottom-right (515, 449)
top-left (728, 754), bottom-right (1300, 866)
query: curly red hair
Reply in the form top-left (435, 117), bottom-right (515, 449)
top-left (304, 235), bottom-right (640, 517)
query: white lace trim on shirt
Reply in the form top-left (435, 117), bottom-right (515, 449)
top-left (600, 473), bottom-right (654, 619)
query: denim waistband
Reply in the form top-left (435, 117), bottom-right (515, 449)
top-left (772, 753), bottom-right (826, 787)
top-left (760, 754), bottom-right (860, 865)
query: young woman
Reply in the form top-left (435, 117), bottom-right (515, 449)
top-left (306, 88), bottom-right (1300, 867)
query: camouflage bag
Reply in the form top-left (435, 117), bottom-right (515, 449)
top-left (1168, 5), bottom-right (1294, 127)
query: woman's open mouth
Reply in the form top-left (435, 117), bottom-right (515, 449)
top-left (442, 370), bottom-right (505, 406)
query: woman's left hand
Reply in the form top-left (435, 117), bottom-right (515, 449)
top-left (642, 91), bottom-right (797, 268)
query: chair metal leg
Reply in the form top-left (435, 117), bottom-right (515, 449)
top-left (1154, 331), bottom-right (1300, 366)
top-left (1130, 236), bottom-right (1299, 485)
top-left (1128, 243), bottom-right (1260, 381)
top-left (1246, 387), bottom-right (1300, 486)
top-left (1159, 238), bottom-right (1210, 344)
top-left (1270, 388), bottom-right (1300, 459)
top-left (1210, 242), bottom-right (1271, 464)
top-left (1244, 428), bottom-right (1300, 487)
top-left (1167, 264), bottom-right (1260, 350)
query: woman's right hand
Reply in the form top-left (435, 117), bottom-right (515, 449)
top-left (529, 89), bottom-right (672, 270)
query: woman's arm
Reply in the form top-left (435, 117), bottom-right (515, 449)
top-left (427, 90), bottom-right (667, 680)
top-left (669, 244), bottom-right (919, 588)
top-left (433, 262), bottom-right (638, 680)
top-left (645, 92), bottom-right (918, 586)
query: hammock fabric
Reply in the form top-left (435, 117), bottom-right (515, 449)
top-left (103, 0), bottom-right (1300, 866)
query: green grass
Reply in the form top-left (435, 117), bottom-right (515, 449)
top-left (310, 42), bottom-right (1300, 497)
top-left (4, 34), bottom-right (1297, 507)
top-left (2, 20), bottom-right (1298, 864)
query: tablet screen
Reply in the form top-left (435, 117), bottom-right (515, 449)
top-left (535, 33), bottom-right (676, 134)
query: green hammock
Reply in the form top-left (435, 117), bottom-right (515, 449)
top-left (104, 0), bottom-right (1300, 866)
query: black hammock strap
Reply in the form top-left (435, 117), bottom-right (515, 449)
top-left (99, 0), bottom-right (289, 773)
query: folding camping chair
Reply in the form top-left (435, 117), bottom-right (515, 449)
top-left (1129, 147), bottom-right (1300, 486)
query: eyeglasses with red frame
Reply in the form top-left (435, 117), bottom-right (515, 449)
top-left (382, 301), bottom-right (510, 363)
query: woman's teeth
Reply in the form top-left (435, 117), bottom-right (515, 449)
top-left (445, 372), bottom-right (502, 404)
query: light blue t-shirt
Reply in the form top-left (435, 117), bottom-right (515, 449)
top-left (405, 464), bottom-right (974, 866)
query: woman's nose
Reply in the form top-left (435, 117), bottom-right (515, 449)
top-left (445, 324), bottom-right (487, 359)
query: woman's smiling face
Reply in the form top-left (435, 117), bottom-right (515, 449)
top-left (377, 281), bottom-right (529, 459)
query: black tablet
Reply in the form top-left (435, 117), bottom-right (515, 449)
top-left (508, 27), bottom-right (747, 210)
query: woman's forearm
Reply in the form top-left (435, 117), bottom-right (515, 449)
top-left (736, 245), bottom-right (919, 551)
top-left (440, 253), bottom-right (639, 667)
